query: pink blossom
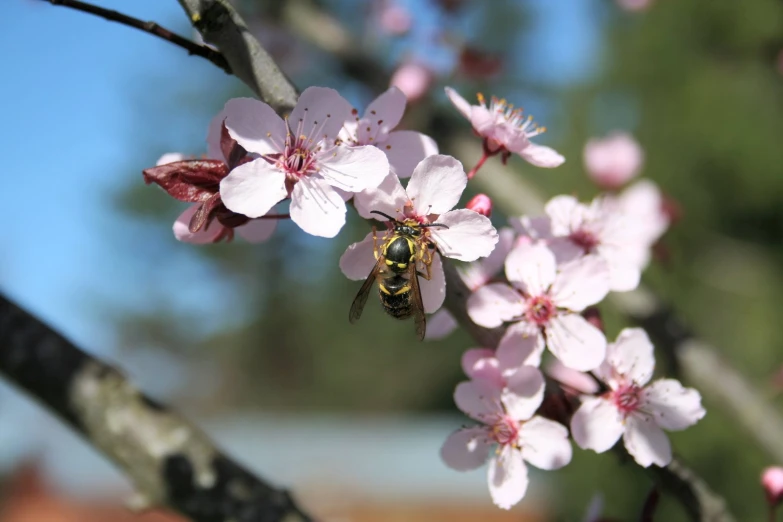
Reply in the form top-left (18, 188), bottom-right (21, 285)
top-left (570, 328), bottom-right (706, 467)
top-left (467, 242), bottom-right (609, 371)
top-left (219, 87), bottom-right (389, 238)
top-left (583, 132), bottom-right (644, 189)
top-left (342, 155), bottom-right (498, 314)
top-left (461, 332), bottom-right (546, 388)
top-left (340, 86), bottom-right (438, 178)
top-left (465, 193), bottom-right (492, 217)
top-left (610, 180), bottom-right (670, 250)
top-left (444, 87), bottom-right (565, 168)
top-left (440, 377), bottom-right (572, 509)
top-left (426, 227), bottom-right (515, 340)
top-left (762, 467), bottom-right (783, 506)
top-left (541, 194), bottom-right (651, 292)
top-left (390, 62), bottom-right (433, 103)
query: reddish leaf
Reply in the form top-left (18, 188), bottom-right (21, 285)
top-left (189, 193), bottom-right (224, 233)
top-left (143, 160), bottom-right (228, 202)
top-left (220, 122), bottom-right (247, 170)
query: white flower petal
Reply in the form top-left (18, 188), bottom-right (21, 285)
top-left (430, 209), bottom-right (499, 262)
top-left (604, 328), bottom-right (655, 386)
top-left (382, 130), bottom-right (439, 178)
top-left (643, 379), bottom-right (706, 431)
top-left (502, 366), bottom-right (545, 421)
top-left (236, 218), bottom-right (276, 243)
top-left (406, 155), bottom-right (467, 216)
top-left (623, 415), bottom-right (672, 467)
top-left (440, 427), bottom-right (492, 471)
top-left (444, 86), bottom-right (473, 120)
top-left (354, 172), bottom-right (409, 220)
top-left (496, 322), bottom-right (546, 369)
top-left (461, 348), bottom-right (503, 388)
top-left (570, 397), bottom-right (625, 453)
top-left (223, 98), bottom-right (286, 155)
top-left (467, 283), bottom-right (524, 328)
top-left (551, 255), bottom-right (610, 312)
top-left (219, 160), bottom-right (287, 219)
top-left (454, 380), bottom-right (503, 423)
top-left (289, 176), bottom-right (346, 238)
top-left (419, 252), bottom-right (446, 314)
top-left (339, 232), bottom-right (381, 282)
top-left (459, 227), bottom-right (516, 290)
top-left (487, 447), bottom-right (529, 510)
top-left (545, 195), bottom-right (582, 236)
top-left (318, 144), bottom-right (389, 192)
top-left (173, 205), bottom-right (223, 244)
top-left (504, 243), bottom-right (557, 296)
top-left (519, 416), bottom-right (572, 470)
top-left (289, 86), bottom-right (352, 140)
top-left (424, 309), bottom-right (458, 340)
top-left (360, 86), bottom-right (407, 141)
top-left (206, 108), bottom-right (226, 160)
top-left (519, 142), bottom-right (566, 168)
top-left (546, 314), bottom-right (607, 371)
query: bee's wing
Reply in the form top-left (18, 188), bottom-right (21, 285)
top-left (349, 256), bottom-right (385, 324)
top-left (408, 263), bottom-right (427, 341)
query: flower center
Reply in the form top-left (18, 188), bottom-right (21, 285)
top-left (477, 93), bottom-right (547, 138)
top-left (490, 415), bottom-right (520, 446)
top-left (611, 383), bottom-right (643, 416)
top-left (569, 228), bottom-right (600, 253)
top-left (525, 295), bottom-right (556, 326)
top-left (279, 133), bottom-right (318, 180)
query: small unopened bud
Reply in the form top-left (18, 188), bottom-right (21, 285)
top-left (762, 467), bottom-right (783, 506)
top-left (466, 193), bottom-right (492, 217)
top-left (390, 63), bottom-right (432, 103)
top-left (583, 132), bottom-right (644, 190)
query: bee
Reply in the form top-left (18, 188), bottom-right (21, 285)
top-left (349, 211), bottom-right (448, 340)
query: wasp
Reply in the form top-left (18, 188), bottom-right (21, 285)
top-left (349, 211), bottom-right (448, 340)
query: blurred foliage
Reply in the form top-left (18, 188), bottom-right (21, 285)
top-left (114, 0), bottom-right (783, 519)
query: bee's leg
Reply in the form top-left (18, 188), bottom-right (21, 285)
top-left (372, 226), bottom-right (380, 260)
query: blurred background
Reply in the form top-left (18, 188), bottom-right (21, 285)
top-left (2, 0), bottom-right (783, 520)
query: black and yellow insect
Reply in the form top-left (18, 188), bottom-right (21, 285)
top-left (349, 211), bottom-right (448, 340)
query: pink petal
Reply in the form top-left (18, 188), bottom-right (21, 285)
top-left (236, 218), bottom-right (276, 243)
top-left (544, 195), bottom-right (582, 237)
top-left (642, 379), bottom-right (706, 431)
top-left (546, 313), bottom-right (607, 371)
top-left (583, 132), bottom-right (643, 189)
top-left (487, 447), bottom-right (529, 510)
top-left (519, 416), bottom-right (572, 470)
top-left (381, 130), bottom-right (439, 178)
top-left (359, 86), bottom-right (407, 142)
top-left (173, 205), bottom-right (223, 244)
top-left (440, 427), bottom-right (493, 471)
top-left (157, 152), bottom-right (187, 166)
top-left (353, 172), bottom-right (409, 220)
top-left (289, 86), bottom-right (352, 141)
top-left (430, 209), bottom-right (499, 262)
top-left (570, 397), bottom-right (625, 453)
top-left (339, 232), bottom-right (378, 280)
top-left (504, 243), bottom-right (557, 297)
top-left (461, 348), bottom-right (503, 388)
top-left (206, 108), bottom-right (226, 160)
top-left (318, 144), bottom-right (389, 192)
top-left (623, 415), bottom-right (672, 467)
top-left (223, 98), bottom-right (286, 155)
top-left (458, 227), bottom-right (516, 290)
top-left (603, 328), bottom-right (655, 387)
top-left (597, 246), bottom-right (642, 292)
top-left (496, 322), bottom-right (545, 369)
top-left (520, 143), bottom-right (566, 168)
top-left (501, 366), bottom-right (545, 421)
top-left (467, 283), bottom-right (525, 328)
top-left (550, 255), bottom-right (610, 312)
top-left (424, 309), bottom-right (458, 340)
top-left (444, 86), bottom-right (473, 120)
top-left (454, 380), bottom-right (502, 422)
top-left (544, 360), bottom-right (599, 395)
top-left (219, 159), bottom-right (287, 218)
top-left (406, 155), bottom-right (467, 216)
top-left (289, 176), bottom-right (346, 238)
top-left (419, 252), bottom-right (446, 314)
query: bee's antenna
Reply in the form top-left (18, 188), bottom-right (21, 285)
top-left (419, 222), bottom-right (449, 229)
top-left (371, 210), bottom-right (398, 222)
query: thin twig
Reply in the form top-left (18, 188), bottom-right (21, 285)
top-left (44, 0), bottom-right (232, 75)
top-left (0, 293), bottom-right (312, 522)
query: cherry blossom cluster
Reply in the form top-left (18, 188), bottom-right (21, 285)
top-left (142, 84), bottom-right (706, 513)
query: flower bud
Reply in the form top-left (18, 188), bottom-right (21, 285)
top-left (390, 63), bottom-right (432, 103)
top-left (466, 193), bottom-right (492, 217)
top-left (583, 132), bottom-right (644, 190)
top-left (762, 467), bottom-right (783, 506)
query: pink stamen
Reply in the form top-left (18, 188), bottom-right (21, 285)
top-left (569, 228), bottom-right (600, 253)
top-left (525, 295), bottom-right (555, 326)
top-left (611, 383), bottom-right (643, 416)
top-left (490, 415), bottom-right (520, 446)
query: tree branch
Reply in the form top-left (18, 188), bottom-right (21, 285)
top-left (0, 292), bottom-right (312, 522)
top-left (44, 0), bottom-right (232, 75)
top-left (176, 0), bottom-right (298, 112)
